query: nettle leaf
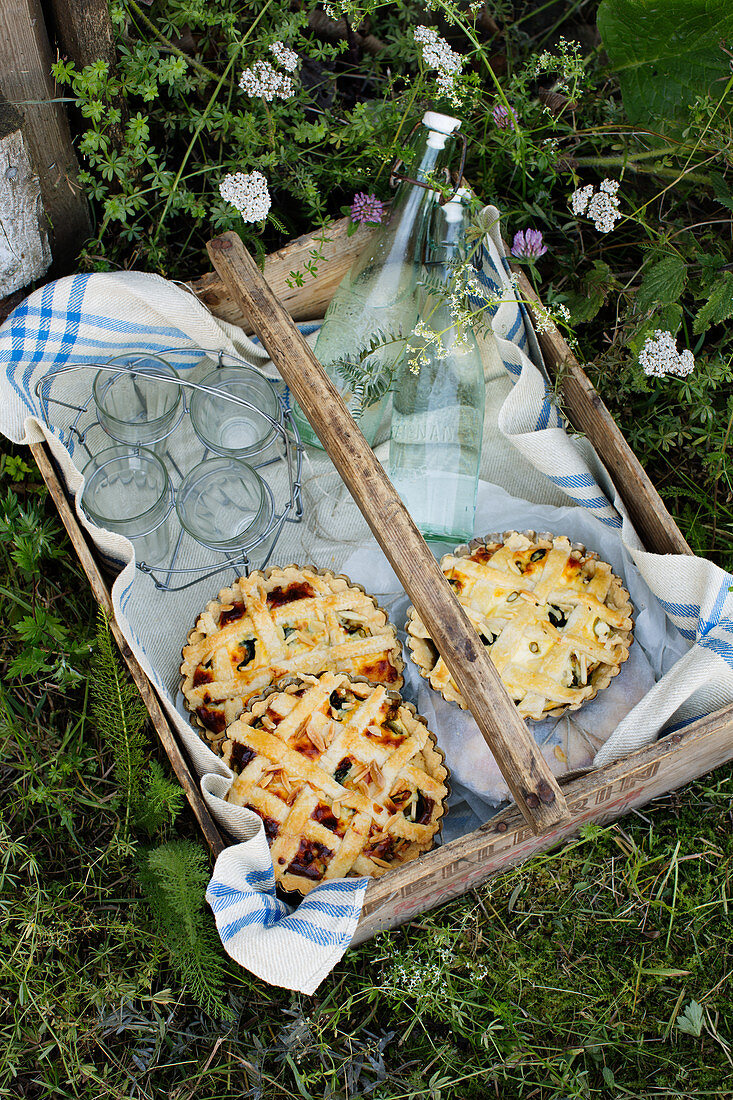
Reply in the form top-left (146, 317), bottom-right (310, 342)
top-left (676, 999), bottom-right (704, 1037)
top-left (710, 171), bottom-right (733, 213)
top-left (697, 250), bottom-right (729, 294)
top-left (693, 271), bottom-right (733, 334)
top-left (566, 260), bottom-right (616, 324)
top-left (598, 0), bottom-right (733, 128)
top-left (637, 254), bottom-right (687, 314)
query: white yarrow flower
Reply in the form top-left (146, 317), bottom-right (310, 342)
top-left (239, 60), bottom-right (294, 101)
top-left (414, 25), bottom-right (464, 100)
top-left (269, 41), bottom-right (299, 72)
top-left (638, 330), bottom-right (695, 378)
top-left (219, 171), bottom-right (272, 222)
top-left (570, 179), bottom-right (621, 233)
top-left (570, 184), bottom-right (593, 215)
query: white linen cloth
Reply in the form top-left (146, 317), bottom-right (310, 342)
top-left (2, 208), bottom-right (731, 994)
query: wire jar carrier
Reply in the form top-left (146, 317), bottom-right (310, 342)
top-left (35, 347), bottom-right (304, 591)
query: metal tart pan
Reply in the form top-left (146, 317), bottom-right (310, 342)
top-left (180, 563), bottom-right (405, 752)
top-left (222, 671), bottom-right (450, 896)
top-left (406, 529), bottom-right (634, 721)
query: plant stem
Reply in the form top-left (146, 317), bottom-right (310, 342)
top-left (151, 55), bottom-right (238, 245)
top-left (574, 145), bottom-right (680, 165)
top-left (575, 156), bottom-right (713, 186)
top-left (262, 99), bottom-right (276, 148)
top-left (373, 72), bottom-right (424, 187)
top-left (125, 0), bottom-right (221, 84)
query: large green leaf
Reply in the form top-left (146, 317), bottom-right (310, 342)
top-left (693, 271), bottom-right (733, 333)
top-left (636, 253), bottom-right (687, 313)
top-left (597, 0), bottom-right (733, 127)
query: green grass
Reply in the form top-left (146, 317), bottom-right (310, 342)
top-left (1, 437), bottom-right (732, 1098)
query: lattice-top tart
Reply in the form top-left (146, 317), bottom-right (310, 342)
top-left (406, 531), bottom-right (633, 720)
top-left (223, 671), bottom-right (449, 894)
top-left (181, 566), bottom-right (404, 748)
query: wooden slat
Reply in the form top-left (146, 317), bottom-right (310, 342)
top-left (30, 441), bottom-right (226, 859)
top-left (353, 703), bottom-right (733, 942)
top-left (206, 231), bottom-right (571, 836)
top-left (190, 218), bottom-right (375, 330)
top-left (514, 272), bottom-right (692, 557)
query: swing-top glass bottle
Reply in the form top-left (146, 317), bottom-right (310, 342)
top-left (388, 188), bottom-right (485, 543)
top-left (292, 111), bottom-right (463, 449)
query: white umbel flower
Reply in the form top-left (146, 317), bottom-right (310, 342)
top-left (570, 184), bottom-right (593, 215)
top-left (219, 171), bottom-right (272, 222)
top-left (570, 178), bottom-right (621, 233)
top-left (239, 59), bottom-right (294, 101)
top-left (414, 25), bottom-right (464, 99)
top-left (638, 330), bottom-right (695, 378)
top-left (269, 41), bottom-right (299, 72)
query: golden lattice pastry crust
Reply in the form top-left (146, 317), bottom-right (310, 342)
top-left (223, 671), bottom-right (449, 894)
top-left (407, 531), bottom-right (634, 720)
top-left (181, 566), bottom-right (404, 749)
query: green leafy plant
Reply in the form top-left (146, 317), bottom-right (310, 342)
top-left (334, 328), bottom-right (407, 417)
top-left (91, 611), bottom-right (183, 834)
top-left (675, 999), bottom-right (705, 1038)
top-left (598, 0), bottom-right (733, 128)
top-left (138, 840), bottom-right (234, 1020)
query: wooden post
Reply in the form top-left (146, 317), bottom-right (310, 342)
top-left (46, 0), bottom-right (117, 69)
top-left (207, 230), bottom-right (571, 836)
top-left (0, 95), bottom-right (51, 296)
top-left (46, 0), bottom-right (126, 147)
top-left (0, 0), bottom-right (91, 268)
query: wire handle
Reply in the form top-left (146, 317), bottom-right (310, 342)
top-left (388, 122), bottom-right (468, 205)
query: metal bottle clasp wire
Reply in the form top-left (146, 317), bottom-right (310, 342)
top-left (388, 122), bottom-right (468, 205)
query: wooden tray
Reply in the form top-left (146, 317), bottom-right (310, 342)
top-left (33, 215), bottom-right (719, 946)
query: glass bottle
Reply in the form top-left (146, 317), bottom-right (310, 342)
top-left (292, 111), bottom-right (462, 449)
top-left (388, 190), bottom-right (485, 543)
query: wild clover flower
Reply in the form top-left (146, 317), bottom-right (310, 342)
top-left (219, 171), bottom-right (271, 222)
top-left (492, 103), bottom-right (518, 130)
top-left (269, 41), bottom-right (299, 72)
top-left (239, 60), bottom-right (294, 101)
top-left (511, 229), bottom-right (548, 259)
top-left (571, 179), bottom-right (621, 233)
top-left (638, 330), bottom-right (695, 378)
top-left (350, 192), bottom-right (384, 224)
top-left (413, 26), bottom-right (464, 101)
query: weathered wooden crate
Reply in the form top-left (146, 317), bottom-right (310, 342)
top-left (32, 215), bottom-right (731, 948)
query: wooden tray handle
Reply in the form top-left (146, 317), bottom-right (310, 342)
top-left (206, 231), bottom-right (570, 835)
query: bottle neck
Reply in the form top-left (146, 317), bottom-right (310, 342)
top-left (387, 132), bottom-right (448, 247)
top-left (376, 130), bottom-right (452, 259)
top-left (424, 199), bottom-right (470, 286)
